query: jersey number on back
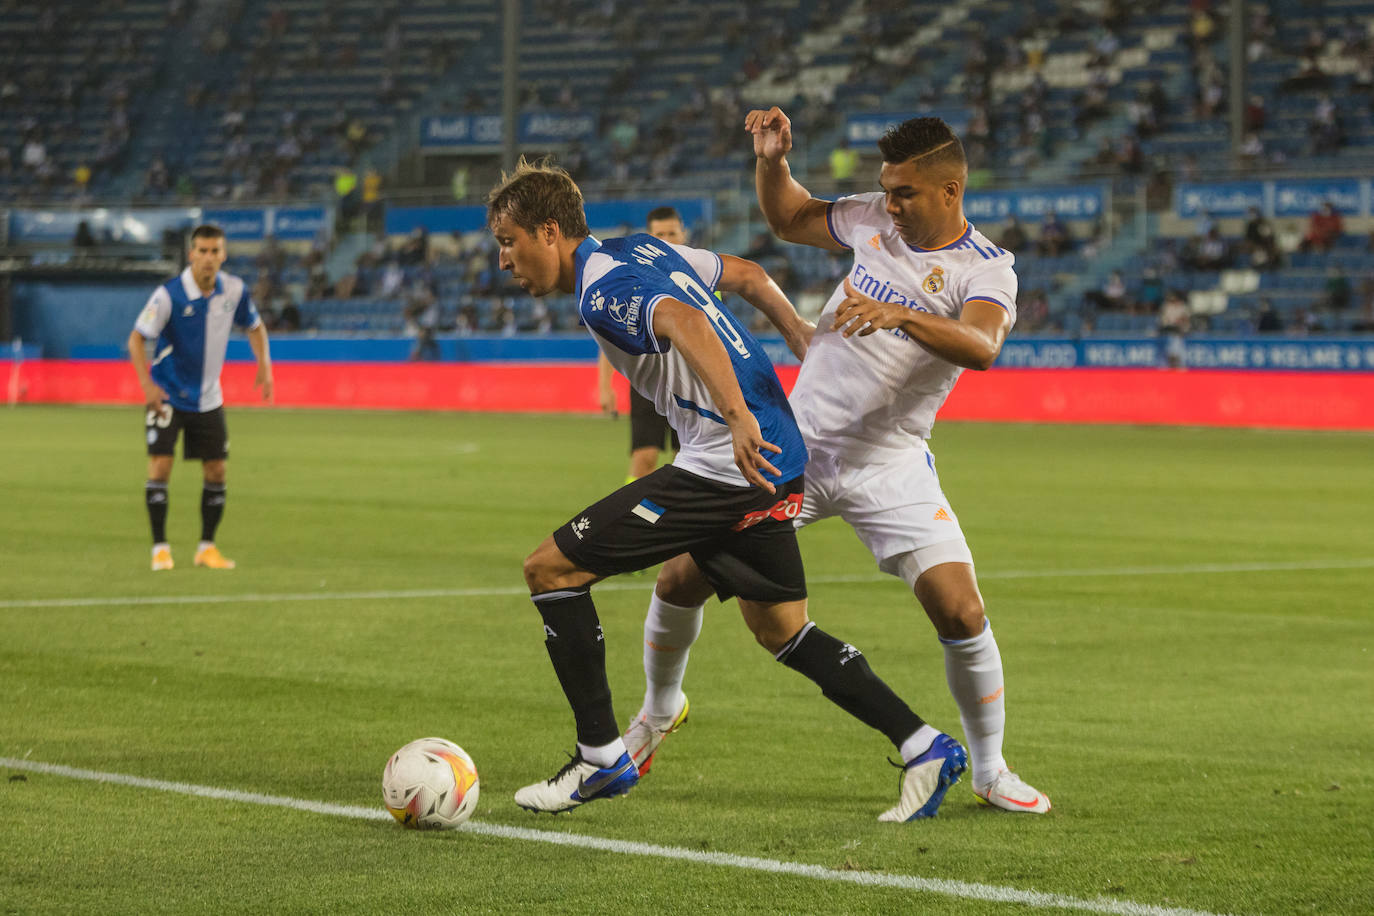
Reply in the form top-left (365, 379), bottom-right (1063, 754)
top-left (668, 271), bottom-right (750, 359)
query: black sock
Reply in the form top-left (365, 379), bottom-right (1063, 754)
top-left (145, 481), bottom-right (169, 543)
top-left (531, 587), bottom-right (620, 748)
top-left (778, 623), bottom-right (925, 748)
top-left (201, 483), bottom-right (226, 542)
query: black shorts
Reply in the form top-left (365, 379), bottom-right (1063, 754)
top-left (629, 388), bottom-right (679, 453)
top-left (145, 405), bottom-right (229, 460)
top-left (552, 465), bottom-right (806, 603)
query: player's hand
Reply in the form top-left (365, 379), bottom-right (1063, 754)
top-left (729, 414), bottom-right (781, 494)
top-left (833, 277), bottom-right (908, 338)
top-left (256, 368), bottom-right (274, 402)
top-left (141, 382), bottom-right (167, 413)
top-left (599, 387), bottom-right (617, 418)
top-left (745, 107), bottom-right (793, 162)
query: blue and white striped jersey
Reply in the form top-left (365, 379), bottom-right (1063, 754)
top-left (133, 267), bottom-right (261, 413)
top-left (574, 234), bottom-right (807, 487)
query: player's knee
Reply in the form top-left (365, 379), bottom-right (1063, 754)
top-left (740, 599), bottom-right (809, 654)
top-left (522, 550), bottom-right (554, 593)
top-left (655, 555), bottom-right (712, 606)
top-left (523, 540), bottom-right (593, 595)
top-left (928, 594), bottom-right (985, 640)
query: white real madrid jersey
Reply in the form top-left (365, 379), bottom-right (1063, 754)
top-left (790, 193), bottom-right (1018, 453)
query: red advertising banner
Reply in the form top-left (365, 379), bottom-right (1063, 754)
top-left (7, 360), bottom-right (1374, 430)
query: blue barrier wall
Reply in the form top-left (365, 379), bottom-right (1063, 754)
top-left (13, 281), bottom-right (153, 358)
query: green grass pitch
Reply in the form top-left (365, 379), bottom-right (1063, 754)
top-left (1, 405), bottom-right (1371, 914)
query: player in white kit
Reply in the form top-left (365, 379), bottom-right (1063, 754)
top-left (622, 110), bottom-right (1050, 814)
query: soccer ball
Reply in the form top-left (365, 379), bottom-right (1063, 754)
top-left (382, 737), bottom-right (480, 829)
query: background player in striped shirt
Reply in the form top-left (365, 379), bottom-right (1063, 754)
top-left (128, 224), bottom-right (273, 572)
top-left (625, 111), bottom-right (1051, 815)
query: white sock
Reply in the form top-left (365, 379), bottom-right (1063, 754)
top-left (577, 738), bottom-right (628, 768)
top-left (197, 540), bottom-right (214, 552)
top-left (641, 592), bottom-right (704, 722)
top-left (941, 619), bottom-right (1008, 789)
top-left (899, 723), bottom-right (941, 765)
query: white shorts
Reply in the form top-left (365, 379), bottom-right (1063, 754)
top-left (796, 442), bottom-right (974, 588)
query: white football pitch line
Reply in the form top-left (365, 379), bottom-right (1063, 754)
top-left (0, 756), bottom-right (1227, 916)
top-left (2, 557), bottom-right (1372, 610)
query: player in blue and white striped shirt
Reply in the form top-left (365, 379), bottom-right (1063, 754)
top-left (128, 224), bottom-right (273, 572)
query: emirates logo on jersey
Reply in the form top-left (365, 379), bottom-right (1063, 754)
top-left (923, 266), bottom-right (946, 294)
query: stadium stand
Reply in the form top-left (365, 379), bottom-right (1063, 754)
top-left (2, 0), bottom-right (1372, 344)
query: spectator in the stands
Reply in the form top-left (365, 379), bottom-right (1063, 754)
top-left (73, 220), bottom-right (97, 250)
top-left (1243, 208), bottom-right (1280, 269)
top-left (1283, 52), bottom-right (1329, 93)
top-left (378, 259), bottom-right (405, 299)
top-left (21, 134), bottom-right (48, 175)
top-left (1309, 94), bottom-right (1344, 155)
top-left (345, 117), bottom-right (369, 157)
top-left (1017, 288), bottom-right (1050, 332)
top-left (1038, 211), bottom-right (1071, 257)
top-left (362, 167), bottom-right (383, 230)
top-left (1100, 271), bottom-right (1129, 310)
top-left (398, 227), bottom-right (429, 267)
top-left (1238, 132), bottom-right (1265, 168)
top-left (1158, 290), bottom-right (1190, 368)
top-left (1191, 227), bottom-right (1232, 270)
top-left (829, 136), bottom-right (859, 194)
top-left (144, 156), bottom-right (170, 196)
top-left (1139, 267), bottom-right (1164, 311)
top-left (1322, 267), bottom-right (1351, 313)
top-left (999, 216), bottom-right (1027, 252)
top-left (1302, 201), bottom-right (1344, 253)
top-left (1255, 300), bottom-right (1283, 333)
top-left (335, 165), bottom-right (360, 226)
top-left (1353, 56), bottom-right (1374, 93)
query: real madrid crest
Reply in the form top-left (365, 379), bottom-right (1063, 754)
top-left (923, 266), bottom-right (945, 294)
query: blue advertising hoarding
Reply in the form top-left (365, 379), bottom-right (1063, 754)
top-left (9, 206), bottom-right (328, 244)
top-left (8, 207), bottom-right (199, 243)
top-left (419, 111), bottom-right (596, 148)
top-left (1176, 179), bottom-right (1370, 219)
top-left (201, 206), bottom-right (329, 241)
top-left (1271, 178), bottom-right (1362, 217)
top-left (964, 187), bottom-right (1105, 222)
top-left (845, 110), bottom-right (970, 143)
top-left (385, 198), bottom-right (712, 236)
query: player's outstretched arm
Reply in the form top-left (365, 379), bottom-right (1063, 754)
top-left (746, 107), bottom-right (846, 252)
top-left (716, 254), bottom-right (814, 361)
top-left (651, 297), bottom-right (780, 493)
top-left (832, 278), bottom-right (1011, 371)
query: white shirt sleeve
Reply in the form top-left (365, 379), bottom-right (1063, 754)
top-left (961, 258), bottom-right (1020, 325)
top-left (824, 193), bottom-right (885, 249)
top-left (667, 243), bottom-right (723, 290)
top-left (133, 286), bottom-right (171, 339)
